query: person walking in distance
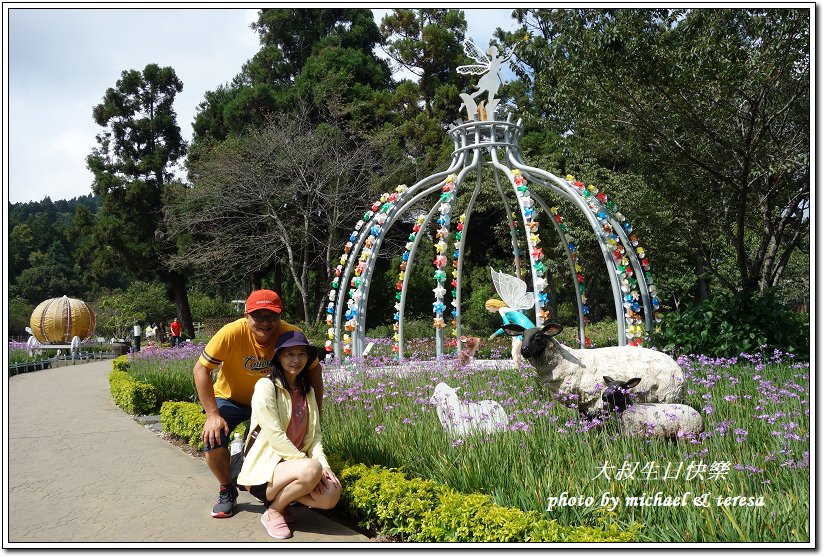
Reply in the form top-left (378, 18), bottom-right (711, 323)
top-left (170, 318), bottom-right (182, 347)
top-left (192, 290), bottom-right (324, 518)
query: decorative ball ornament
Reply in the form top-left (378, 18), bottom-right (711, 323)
top-left (30, 295), bottom-right (96, 344)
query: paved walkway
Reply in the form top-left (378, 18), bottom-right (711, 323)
top-left (6, 359), bottom-right (371, 546)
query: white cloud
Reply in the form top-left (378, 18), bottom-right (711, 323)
top-left (6, 7), bottom-right (520, 204)
top-left (7, 8), bottom-right (262, 204)
top-left (52, 129), bottom-right (96, 160)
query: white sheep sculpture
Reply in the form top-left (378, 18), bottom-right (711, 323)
top-left (601, 376), bottom-right (704, 440)
top-left (430, 382), bottom-right (508, 438)
top-left (502, 322), bottom-right (685, 417)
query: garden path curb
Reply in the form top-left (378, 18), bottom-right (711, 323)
top-left (6, 358), bottom-right (371, 546)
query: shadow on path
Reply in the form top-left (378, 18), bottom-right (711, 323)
top-left (6, 359), bottom-right (370, 546)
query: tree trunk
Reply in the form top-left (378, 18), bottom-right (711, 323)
top-left (694, 277), bottom-right (710, 303)
top-left (272, 264), bottom-right (283, 300)
top-left (170, 271), bottom-right (195, 337)
top-left (251, 272), bottom-right (263, 292)
top-left (313, 258), bottom-right (327, 324)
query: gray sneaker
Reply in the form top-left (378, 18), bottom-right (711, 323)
top-left (211, 484), bottom-right (238, 518)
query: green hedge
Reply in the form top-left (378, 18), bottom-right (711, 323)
top-left (331, 459), bottom-right (638, 542)
top-left (112, 355), bottom-right (131, 372)
top-left (159, 401), bottom-right (247, 451)
top-left (653, 289), bottom-right (809, 358)
top-left (160, 401), bottom-right (208, 449)
top-left (109, 369), bottom-right (157, 415)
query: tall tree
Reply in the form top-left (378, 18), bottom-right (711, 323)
top-left (8, 196), bottom-right (100, 302)
top-left (12, 240), bottom-right (84, 302)
top-left (191, 8), bottom-right (390, 150)
top-left (251, 8), bottom-right (384, 82)
top-left (85, 63), bottom-right (195, 335)
top-left (9, 223), bottom-right (34, 282)
top-left (376, 10), bottom-right (472, 169)
top-left (167, 108), bottom-right (403, 324)
top-left (379, 9), bottom-right (468, 117)
top-left (503, 8), bottom-right (810, 300)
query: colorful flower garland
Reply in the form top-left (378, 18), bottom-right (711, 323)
top-left (432, 174), bottom-right (456, 335)
top-left (511, 169), bottom-right (551, 322)
top-left (565, 175), bottom-right (660, 345)
top-left (449, 213), bottom-right (466, 348)
top-left (329, 185), bottom-right (406, 358)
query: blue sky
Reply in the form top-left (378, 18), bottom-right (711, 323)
top-left (5, 7), bottom-right (520, 204)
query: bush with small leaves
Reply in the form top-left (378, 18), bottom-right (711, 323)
top-left (109, 370), bottom-right (156, 415)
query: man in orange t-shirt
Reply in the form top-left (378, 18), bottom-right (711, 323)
top-left (192, 289), bottom-right (323, 519)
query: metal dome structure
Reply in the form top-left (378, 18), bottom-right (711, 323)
top-left (325, 39), bottom-right (661, 361)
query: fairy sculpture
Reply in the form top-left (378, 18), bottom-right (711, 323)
top-left (457, 39), bottom-right (515, 121)
top-left (486, 268), bottom-right (537, 367)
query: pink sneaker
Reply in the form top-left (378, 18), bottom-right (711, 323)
top-left (261, 510), bottom-right (292, 539)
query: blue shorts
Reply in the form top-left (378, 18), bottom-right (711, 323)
top-left (203, 397), bottom-right (251, 452)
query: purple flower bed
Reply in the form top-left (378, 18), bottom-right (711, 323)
top-left (320, 347), bottom-right (809, 541)
top-left (129, 342), bottom-right (205, 362)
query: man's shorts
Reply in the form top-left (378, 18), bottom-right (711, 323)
top-left (203, 397), bottom-right (251, 452)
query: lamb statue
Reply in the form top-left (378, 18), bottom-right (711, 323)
top-left (601, 376), bottom-right (703, 440)
top-left (502, 322), bottom-right (685, 417)
top-left (430, 382), bottom-right (508, 438)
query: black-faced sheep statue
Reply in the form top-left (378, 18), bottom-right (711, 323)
top-left (502, 322), bottom-right (685, 417)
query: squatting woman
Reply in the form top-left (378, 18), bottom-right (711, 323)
top-left (237, 331), bottom-right (340, 539)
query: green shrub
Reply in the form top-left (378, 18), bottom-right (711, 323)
top-left (109, 370), bottom-right (156, 415)
top-left (389, 319), bottom-right (435, 342)
top-left (365, 318), bottom-right (445, 357)
top-left (9, 349), bottom-right (37, 365)
top-left (418, 491), bottom-right (534, 542)
top-left (555, 318), bottom-right (620, 348)
top-left (112, 355), bottom-right (131, 372)
top-left (291, 320), bottom-right (329, 347)
top-left (338, 461), bottom-right (447, 539)
top-left (653, 289), bottom-right (809, 358)
top-left (147, 403), bottom-right (638, 542)
top-left (201, 316), bottom-right (239, 338)
top-left (160, 400), bottom-right (247, 451)
top-left (334, 460), bottom-right (637, 543)
top-left (187, 289), bottom-right (236, 321)
top-left (585, 318), bottom-right (621, 347)
top-left (8, 297), bottom-right (33, 338)
top-left (160, 401), bottom-right (207, 449)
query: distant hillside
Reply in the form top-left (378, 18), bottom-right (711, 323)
top-left (8, 194), bottom-right (101, 228)
top-left (8, 193), bottom-right (108, 308)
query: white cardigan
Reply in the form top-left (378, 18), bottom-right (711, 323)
top-left (236, 376), bottom-right (329, 487)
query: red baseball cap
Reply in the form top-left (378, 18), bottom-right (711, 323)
top-left (245, 289), bottom-right (283, 315)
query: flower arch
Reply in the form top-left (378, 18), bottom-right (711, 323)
top-left (326, 43), bottom-right (660, 361)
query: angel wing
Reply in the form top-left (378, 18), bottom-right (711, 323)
top-left (457, 64), bottom-right (489, 76)
top-left (491, 268), bottom-right (534, 311)
top-left (462, 38), bottom-right (490, 64)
